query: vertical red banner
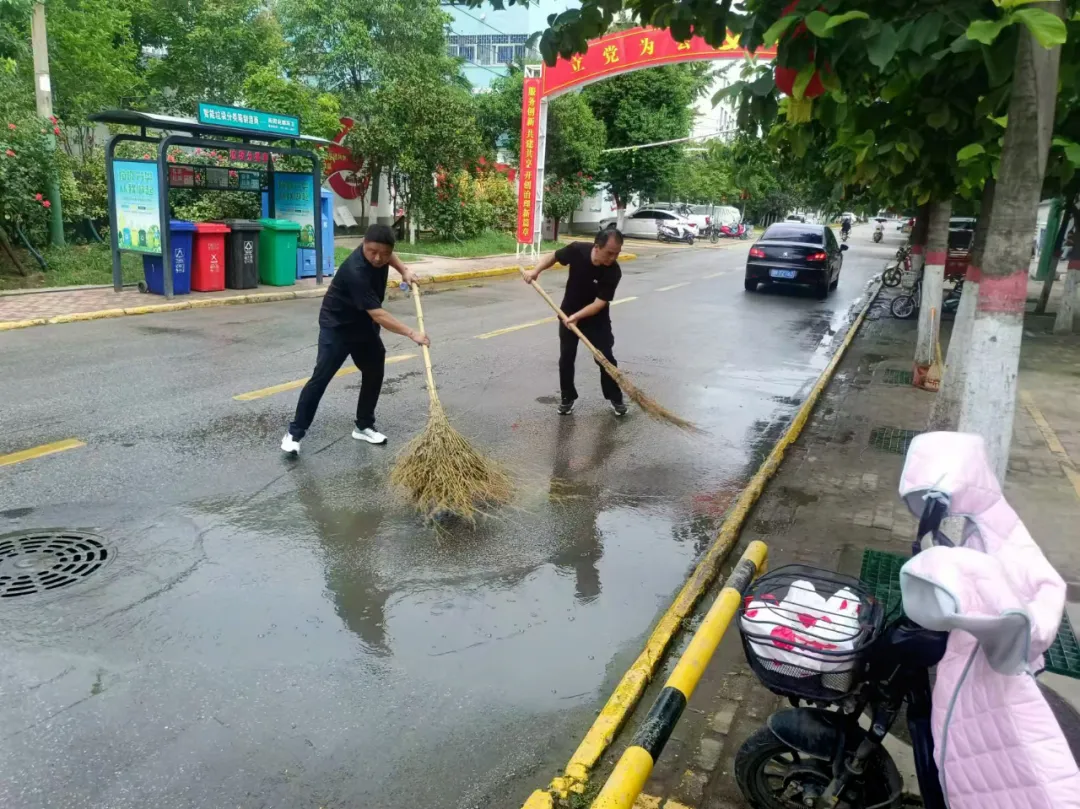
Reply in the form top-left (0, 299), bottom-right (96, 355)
top-left (516, 77), bottom-right (541, 244)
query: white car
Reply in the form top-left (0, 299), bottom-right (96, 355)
top-left (599, 208), bottom-right (697, 241)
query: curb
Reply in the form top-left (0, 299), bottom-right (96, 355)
top-left (522, 280), bottom-right (885, 808)
top-left (0, 254), bottom-right (639, 333)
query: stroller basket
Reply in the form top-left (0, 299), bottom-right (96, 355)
top-left (738, 564), bottom-right (884, 702)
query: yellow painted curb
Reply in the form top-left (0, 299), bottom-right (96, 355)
top-left (0, 254), bottom-right (640, 333)
top-left (524, 281), bottom-right (884, 805)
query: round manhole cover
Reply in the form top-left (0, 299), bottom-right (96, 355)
top-left (0, 531), bottom-right (111, 598)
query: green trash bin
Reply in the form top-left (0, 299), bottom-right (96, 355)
top-left (257, 218), bottom-right (301, 286)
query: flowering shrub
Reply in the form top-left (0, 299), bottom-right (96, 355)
top-left (0, 114), bottom-right (60, 244)
top-left (420, 169), bottom-right (517, 240)
top-left (543, 173), bottom-right (594, 238)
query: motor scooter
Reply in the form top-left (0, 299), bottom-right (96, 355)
top-left (658, 221), bottom-right (694, 245)
top-left (720, 222), bottom-right (750, 240)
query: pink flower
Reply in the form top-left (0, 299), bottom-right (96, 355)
top-left (42, 200), bottom-right (50, 208)
top-left (142, 154), bottom-right (150, 159)
top-left (49, 115), bottom-right (57, 124)
top-left (4, 149), bottom-right (14, 157)
top-left (7, 123), bottom-right (14, 130)
top-left (53, 126), bottom-right (60, 135)
top-left (34, 193), bottom-right (42, 201)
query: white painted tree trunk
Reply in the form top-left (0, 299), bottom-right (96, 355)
top-left (930, 181), bottom-right (996, 430)
top-left (616, 206), bottom-right (626, 231)
top-left (957, 6), bottom-right (1062, 481)
top-left (930, 275), bottom-right (979, 429)
top-left (914, 200), bottom-right (951, 380)
top-left (1054, 261), bottom-right (1080, 333)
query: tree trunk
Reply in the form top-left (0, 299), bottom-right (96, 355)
top-left (0, 224), bottom-right (28, 276)
top-left (910, 203), bottom-right (931, 276)
top-left (930, 180), bottom-right (995, 430)
top-left (958, 4), bottom-right (1062, 481)
top-left (914, 199), bottom-right (951, 386)
top-left (552, 216), bottom-right (561, 241)
top-left (1055, 239), bottom-right (1079, 333)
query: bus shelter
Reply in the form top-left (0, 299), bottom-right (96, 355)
top-left (89, 107), bottom-right (332, 298)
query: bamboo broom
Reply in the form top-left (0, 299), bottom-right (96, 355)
top-left (522, 269), bottom-right (698, 432)
top-left (390, 283), bottom-right (513, 522)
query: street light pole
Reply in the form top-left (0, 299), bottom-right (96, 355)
top-left (30, 1), bottom-right (65, 248)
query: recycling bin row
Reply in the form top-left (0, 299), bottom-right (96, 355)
top-left (142, 218), bottom-right (307, 295)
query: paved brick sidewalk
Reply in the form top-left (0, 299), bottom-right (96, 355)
top-left (626, 288), bottom-right (1080, 809)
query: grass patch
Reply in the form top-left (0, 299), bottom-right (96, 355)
top-left (0, 243), bottom-right (143, 291)
top-left (393, 230), bottom-right (559, 259)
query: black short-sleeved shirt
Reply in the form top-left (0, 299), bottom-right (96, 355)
top-left (318, 247), bottom-right (389, 340)
top-left (555, 242), bottom-right (621, 326)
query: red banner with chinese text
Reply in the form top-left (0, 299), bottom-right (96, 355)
top-left (516, 76), bottom-right (542, 244)
top-left (541, 27), bottom-right (775, 98)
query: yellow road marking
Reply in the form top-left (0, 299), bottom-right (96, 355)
top-left (0, 438), bottom-right (85, 468)
top-left (1020, 390), bottom-right (1080, 501)
top-left (474, 297), bottom-right (638, 339)
top-left (656, 282), bottom-right (689, 292)
top-left (475, 315), bottom-right (558, 339)
top-left (234, 353), bottom-right (416, 401)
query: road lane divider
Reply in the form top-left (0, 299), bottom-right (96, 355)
top-left (591, 542), bottom-right (768, 809)
top-left (234, 353), bottom-right (416, 401)
top-left (703, 271), bottom-right (729, 279)
top-left (0, 438), bottom-right (86, 468)
top-left (473, 297), bottom-right (638, 340)
top-left (520, 280), bottom-right (884, 808)
top-left (655, 282), bottom-right (689, 293)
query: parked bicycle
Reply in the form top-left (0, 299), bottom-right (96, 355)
top-left (890, 275), bottom-right (963, 319)
top-left (882, 246), bottom-right (911, 288)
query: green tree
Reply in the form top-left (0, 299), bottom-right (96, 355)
top-left (346, 61), bottom-right (482, 243)
top-left (132, 0), bottom-right (286, 112)
top-left (241, 63), bottom-right (342, 141)
top-left (584, 64), bottom-right (709, 224)
top-left (277, 0), bottom-right (452, 102)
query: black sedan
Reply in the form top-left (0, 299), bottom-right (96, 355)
top-left (744, 222), bottom-right (848, 299)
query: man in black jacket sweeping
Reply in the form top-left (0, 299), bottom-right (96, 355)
top-left (281, 224), bottom-right (429, 455)
top-left (522, 228), bottom-right (626, 417)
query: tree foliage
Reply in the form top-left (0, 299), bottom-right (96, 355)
top-left (584, 64), bottom-right (710, 208)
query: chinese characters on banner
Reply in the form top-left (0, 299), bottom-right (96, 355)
top-left (516, 76), bottom-right (542, 245)
top-left (541, 27), bottom-right (774, 97)
top-left (229, 149), bottom-right (269, 164)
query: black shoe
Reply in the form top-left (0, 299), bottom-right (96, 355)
top-left (611, 400), bottom-right (628, 417)
top-left (557, 397), bottom-right (575, 415)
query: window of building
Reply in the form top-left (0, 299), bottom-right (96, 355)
top-left (497, 45), bottom-right (514, 63)
top-left (459, 45), bottom-right (476, 62)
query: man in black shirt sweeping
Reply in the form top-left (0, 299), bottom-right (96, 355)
top-left (281, 224), bottom-right (429, 455)
top-left (522, 229), bottom-right (626, 416)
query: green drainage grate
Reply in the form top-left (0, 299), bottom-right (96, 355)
top-left (869, 426), bottom-right (921, 455)
top-left (860, 548), bottom-right (1080, 679)
top-left (881, 369), bottom-right (914, 386)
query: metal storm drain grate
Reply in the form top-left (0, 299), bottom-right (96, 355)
top-left (0, 531), bottom-right (111, 599)
top-left (881, 368), bottom-right (914, 386)
top-left (868, 427), bottom-right (921, 455)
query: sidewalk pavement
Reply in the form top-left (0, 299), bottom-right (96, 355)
top-left (631, 281), bottom-right (1080, 809)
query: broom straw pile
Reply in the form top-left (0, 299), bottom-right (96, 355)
top-left (523, 270), bottom-right (699, 432)
top-left (390, 283), bottom-right (513, 522)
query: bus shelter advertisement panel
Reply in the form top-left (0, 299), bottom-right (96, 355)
top-left (273, 173), bottom-right (316, 248)
top-left (113, 160), bottom-right (161, 253)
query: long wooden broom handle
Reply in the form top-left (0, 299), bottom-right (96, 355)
top-left (521, 270), bottom-right (609, 365)
top-left (410, 283), bottom-right (440, 408)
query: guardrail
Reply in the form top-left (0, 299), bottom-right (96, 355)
top-left (590, 540), bottom-right (768, 809)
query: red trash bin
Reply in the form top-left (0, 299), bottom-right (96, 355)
top-left (191, 222), bottom-right (231, 292)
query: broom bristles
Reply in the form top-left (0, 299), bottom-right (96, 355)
top-left (390, 402), bottom-right (513, 523)
top-left (590, 350), bottom-right (700, 432)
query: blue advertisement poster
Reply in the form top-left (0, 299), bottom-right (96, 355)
top-left (113, 160), bottom-right (161, 254)
top-left (273, 173), bottom-right (316, 248)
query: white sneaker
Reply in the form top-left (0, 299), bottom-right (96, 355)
top-left (352, 427), bottom-right (387, 445)
top-left (281, 433), bottom-right (301, 455)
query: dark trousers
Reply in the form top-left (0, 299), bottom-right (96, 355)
top-left (289, 328), bottom-right (385, 439)
top-left (559, 322), bottom-right (622, 403)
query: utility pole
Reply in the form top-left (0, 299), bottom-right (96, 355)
top-left (31, 1), bottom-right (65, 248)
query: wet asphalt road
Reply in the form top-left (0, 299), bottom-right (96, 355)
top-left (0, 231), bottom-right (886, 809)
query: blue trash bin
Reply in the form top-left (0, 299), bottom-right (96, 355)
top-left (142, 219), bottom-right (196, 295)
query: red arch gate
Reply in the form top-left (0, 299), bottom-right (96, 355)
top-left (515, 27), bottom-right (774, 262)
